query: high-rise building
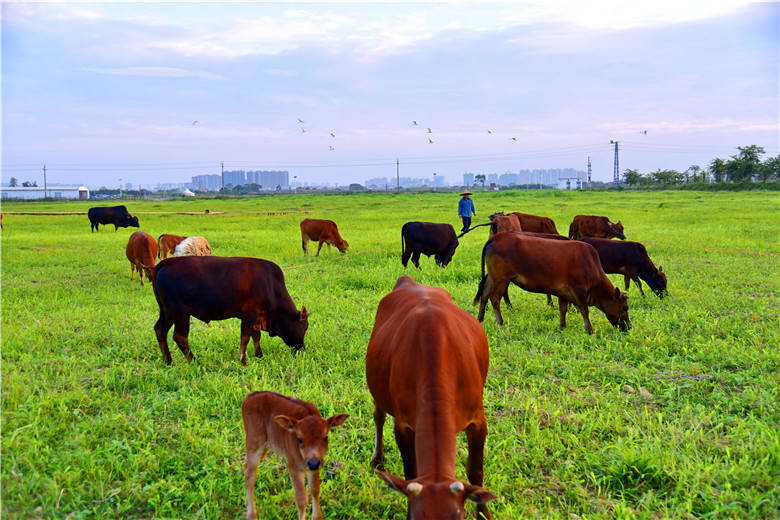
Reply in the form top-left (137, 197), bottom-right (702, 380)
top-left (191, 174), bottom-right (221, 191)
top-left (463, 173), bottom-right (474, 186)
top-left (223, 170), bottom-right (246, 187)
top-left (259, 171), bottom-right (289, 190)
top-left (487, 173), bottom-right (498, 184)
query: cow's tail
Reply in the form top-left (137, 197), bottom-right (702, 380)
top-left (457, 221), bottom-right (492, 239)
top-left (157, 236), bottom-right (163, 259)
top-left (473, 239), bottom-right (490, 306)
top-left (568, 221), bottom-right (576, 239)
top-left (401, 227), bottom-right (405, 257)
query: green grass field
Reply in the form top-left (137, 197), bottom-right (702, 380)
top-left (2, 190), bottom-right (778, 519)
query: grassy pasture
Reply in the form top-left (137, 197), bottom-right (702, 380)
top-left (1, 190), bottom-right (778, 519)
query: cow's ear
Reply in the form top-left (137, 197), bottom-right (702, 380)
top-left (300, 305), bottom-right (312, 320)
top-left (326, 413), bottom-right (349, 428)
top-left (274, 415), bottom-right (298, 432)
top-left (464, 484), bottom-right (498, 504)
top-left (658, 265), bottom-right (663, 272)
top-left (615, 287), bottom-right (621, 299)
top-left (377, 471), bottom-right (418, 496)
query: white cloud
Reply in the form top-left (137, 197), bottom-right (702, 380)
top-left (81, 66), bottom-right (224, 80)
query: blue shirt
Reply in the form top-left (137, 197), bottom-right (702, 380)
top-left (458, 197), bottom-right (475, 217)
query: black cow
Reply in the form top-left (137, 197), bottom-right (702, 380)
top-left (579, 237), bottom-right (667, 298)
top-left (150, 256), bottom-right (310, 365)
top-left (401, 222), bottom-right (459, 268)
top-left (87, 205), bottom-right (140, 232)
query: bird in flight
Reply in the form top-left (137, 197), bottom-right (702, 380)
top-left (641, 130), bottom-right (648, 135)
top-left (487, 130), bottom-right (493, 134)
top-left (427, 128), bottom-right (432, 133)
top-left (192, 121), bottom-right (198, 126)
top-left (297, 118), bottom-right (305, 123)
top-left (330, 132), bottom-right (336, 138)
top-left (301, 128), bottom-right (306, 133)
top-left (511, 137), bottom-right (518, 141)
top-left (412, 120), bottom-right (418, 126)
top-left (428, 137), bottom-right (434, 144)
top-left (329, 146), bottom-right (335, 151)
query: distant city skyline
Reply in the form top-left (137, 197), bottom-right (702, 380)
top-left (2, 2), bottom-right (777, 188)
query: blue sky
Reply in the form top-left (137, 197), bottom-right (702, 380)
top-left (2, 1), bottom-right (778, 188)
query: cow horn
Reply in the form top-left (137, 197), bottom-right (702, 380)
top-left (450, 481), bottom-right (465, 494)
top-left (405, 482), bottom-right (423, 496)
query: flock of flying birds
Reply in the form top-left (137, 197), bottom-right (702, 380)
top-left (189, 118), bottom-right (649, 152)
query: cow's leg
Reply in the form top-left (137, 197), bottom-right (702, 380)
top-left (477, 276), bottom-right (493, 322)
top-left (394, 425), bottom-right (417, 480)
top-left (302, 234), bottom-right (309, 255)
top-left (490, 281), bottom-right (508, 325)
top-left (502, 287), bottom-right (513, 309)
top-left (172, 317), bottom-right (194, 361)
top-left (239, 319), bottom-right (253, 365)
top-left (401, 247), bottom-right (412, 268)
top-left (307, 470), bottom-right (323, 520)
top-left (137, 262), bottom-right (145, 286)
top-left (411, 251), bottom-right (421, 269)
top-left (624, 274), bottom-right (631, 291)
top-left (245, 446), bottom-right (268, 520)
top-left (632, 275), bottom-right (645, 297)
top-left (154, 307), bottom-right (174, 365)
top-left (288, 463), bottom-right (308, 520)
top-left (370, 406), bottom-right (386, 468)
top-left (466, 416), bottom-right (492, 520)
top-left (251, 331), bottom-right (263, 359)
top-left (558, 298), bottom-right (569, 328)
top-left (316, 240), bottom-right (324, 256)
top-left (547, 294), bottom-right (553, 306)
top-left (130, 262), bottom-right (135, 281)
top-left (578, 305), bottom-right (594, 334)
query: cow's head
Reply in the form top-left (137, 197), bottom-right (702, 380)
top-left (337, 239), bottom-right (349, 253)
top-left (269, 305), bottom-right (311, 352)
top-left (127, 215), bottom-right (140, 228)
top-left (649, 265), bottom-right (668, 298)
top-left (611, 220), bottom-right (625, 240)
top-left (603, 287), bottom-right (630, 331)
top-left (435, 237), bottom-right (459, 268)
top-left (378, 472), bottom-right (496, 520)
top-left (275, 412), bottom-right (348, 471)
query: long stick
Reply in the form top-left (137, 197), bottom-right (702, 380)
top-left (456, 222), bottom-right (494, 238)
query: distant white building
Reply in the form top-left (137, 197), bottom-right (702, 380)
top-left (1, 186), bottom-right (89, 199)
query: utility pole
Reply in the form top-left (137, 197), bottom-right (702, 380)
top-left (587, 156), bottom-right (592, 187)
top-left (610, 140), bottom-right (620, 184)
top-left (42, 164), bottom-right (47, 198)
top-left (221, 161), bottom-right (224, 190)
top-left (396, 158), bottom-right (400, 192)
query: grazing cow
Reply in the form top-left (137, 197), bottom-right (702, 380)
top-left (568, 215), bottom-right (625, 240)
top-left (242, 391), bottom-right (348, 520)
top-left (507, 212), bottom-right (559, 234)
top-left (172, 236), bottom-right (212, 257)
top-left (474, 232), bottom-right (630, 334)
top-left (401, 221), bottom-right (459, 268)
top-left (87, 205), bottom-right (140, 232)
top-left (300, 219), bottom-right (349, 256)
top-left (367, 275), bottom-right (497, 519)
top-left (157, 234), bottom-right (186, 259)
top-left (580, 237), bottom-right (667, 298)
top-left (150, 256), bottom-right (310, 365)
top-left (125, 231), bottom-right (158, 286)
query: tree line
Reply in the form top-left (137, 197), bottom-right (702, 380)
top-left (622, 145), bottom-right (779, 186)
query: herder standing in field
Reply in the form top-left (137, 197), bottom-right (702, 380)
top-left (458, 191), bottom-right (476, 232)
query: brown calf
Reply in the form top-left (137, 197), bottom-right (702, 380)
top-left (569, 215), bottom-right (625, 240)
top-left (242, 391), bottom-right (348, 520)
top-left (474, 232), bottom-right (630, 334)
top-left (157, 234), bottom-right (186, 259)
top-left (300, 218), bottom-right (349, 256)
top-left (125, 231), bottom-right (158, 286)
top-left (367, 275), bottom-right (497, 519)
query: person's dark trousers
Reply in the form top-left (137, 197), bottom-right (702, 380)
top-left (461, 216), bottom-right (471, 232)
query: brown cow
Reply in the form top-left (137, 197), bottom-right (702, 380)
top-left (580, 237), bottom-right (667, 298)
top-left (300, 219), bottom-right (349, 256)
top-left (508, 212), bottom-right (559, 234)
top-left (157, 234), bottom-right (186, 259)
top-left (150, 256), bottom-right (310, 365)
top-left (568, 215), bottom-right (625, 240)
top-left (125, 231), bottom-right (158, 286)
top-left (367, 275), bottom-right (497, 519)
top-left (474, 232), bottom-right (630, 334)
top-left (242, 391), bottom-right (348, 520)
